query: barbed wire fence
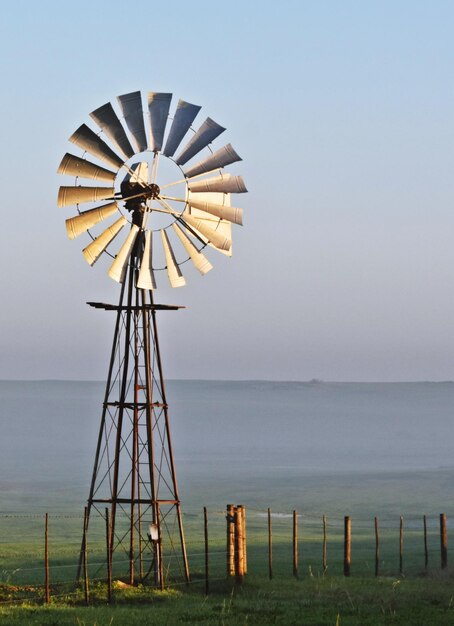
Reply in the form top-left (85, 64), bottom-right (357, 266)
top-left (0, 507), bottom-right (451, 605)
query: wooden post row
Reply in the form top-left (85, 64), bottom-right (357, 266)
top-left (224, 508), bottom-right (447, 580)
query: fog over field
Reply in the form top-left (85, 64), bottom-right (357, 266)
top-left (2, 380), bottom-right (454, 515)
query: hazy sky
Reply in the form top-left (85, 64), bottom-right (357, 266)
top-left (1, 0), bottom-right (454, 381)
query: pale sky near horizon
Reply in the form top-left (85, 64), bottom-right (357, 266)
top-left (0, 0), bottom-right (454, 382)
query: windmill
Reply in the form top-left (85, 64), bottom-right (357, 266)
top-left (57, 90), bottom-right (247, 585)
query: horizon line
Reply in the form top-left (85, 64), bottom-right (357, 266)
top-left (1, 378), bottom-right (453, 385)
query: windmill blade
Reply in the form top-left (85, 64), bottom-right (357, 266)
top-left (175, 118), bottom-right (226, 166)
top-left (66, 202), bottom-right (118, 239)
top-left (189, 200), bottom-right (233, 257)
top-left (117, 91), bottom-right (147, 152)
top-left (163, 99), bottom-right (201, 157)
top-left (184, 144), bottom-right (242, 179)
top-left (188, 173), bottom-right (248, 194)
top-left (137, 230), bottom-right (157, 289)
top-left (165, 194), bottom-right (243, 225)
top-left (148, 92), bottom-right (172, 152)
top-left (161, 229), bottom-right (186, 288)
top-left (108, 224), bottom-right (140, 283)
top-left (58, 185), bottom-right (115, 207)
top-left (57, 153), bottom-right (117, 183)
top-left (172, 223), bottom-right (213, 275)
top-left (82, 216), bottom-right (127, 266)
top-left (187, 199), bottom-right (243, 225)
top-left (181, 213), bottom-right (231, 252)
top-left (69, 124), bottom-right (124, 170)
top-left (90, 102), bottom-right (134, 159)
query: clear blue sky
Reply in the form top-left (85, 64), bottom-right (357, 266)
top-left (1, 0), bottom-right (453, 381)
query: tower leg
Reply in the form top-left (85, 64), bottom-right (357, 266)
top-left (150, 302), bottom-right (190, 582)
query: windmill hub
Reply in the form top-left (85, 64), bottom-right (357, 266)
top-left (148, 183), bottom-right (160, 199)
top-left (120, 180), bottom-right (161, 213)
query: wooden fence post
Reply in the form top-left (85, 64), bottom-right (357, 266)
top-left (343, 516), bottom-right (351, 577)
top-left (239, 505), bottom-right (247, 574)
top-left (399, 516), bottom-right (404, 575)
top-left (440, 513), bottom-right (448, 570)
top-left (204, 507), bottom-right (209, 594)
top-left (268, 508), bottom-right (273, 580)
top-left (105, 508), bottom-right (112, 603)
top-left (374, 516), bottom-right (379, 577)
top-left (235, 506), bottom-right (244, 584)
top-left (83, 506), bottom-right (89, 605)
top-left (45, 513), bottom-right (50, 604)
top-left (423, 515), bottom-right (428, 569)
top-left (322, 515), bottom-right (327, 575)
top-left (293, 510), bottom-right (298, 578)
top-left (227, 504), bottom-right (235, 576)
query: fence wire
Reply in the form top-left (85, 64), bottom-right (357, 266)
top-left (0, 508), bottom-right (452, 601)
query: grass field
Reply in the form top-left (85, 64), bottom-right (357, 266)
top-left (0, 501), bottom-right (453, 624)
top-left (1, 574), bottom-right (454, 625)
top-left (1, 468), bottom-right (454, 623)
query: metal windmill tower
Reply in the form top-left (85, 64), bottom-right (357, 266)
top-left (57, 90), bottom-right (247, 585)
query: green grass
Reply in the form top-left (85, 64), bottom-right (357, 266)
top-left (0, 517), bottom-right (452, 625)
top-left (1, 574), bottom-right (454, 625)
top-left (1, 468), bottom-right (454, 623)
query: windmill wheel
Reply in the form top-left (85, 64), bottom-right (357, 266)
top-left (57, 90), bottom-right (248, 289)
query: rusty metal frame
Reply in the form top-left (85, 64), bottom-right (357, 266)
top-left (77, 246), bottom-right (189, 585)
